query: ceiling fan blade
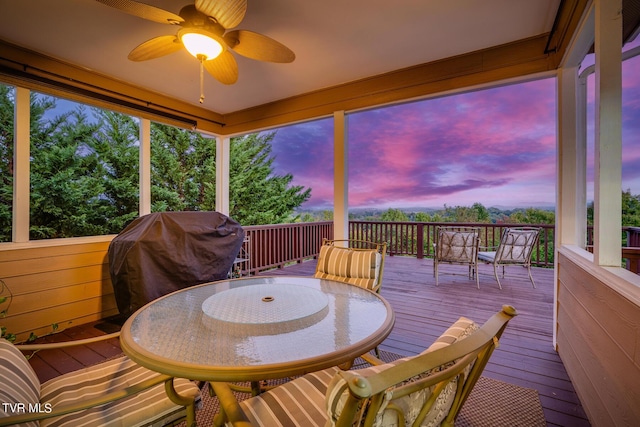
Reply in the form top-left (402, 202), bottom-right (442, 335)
top-left (224, 30), bottom-right (295, 63)
top-left (195, 0), bottom-right (247, 29)
top-left (128, 35), bottom-right (182, 61)
top-left (203, 51), bottom-right (239, 85)
top-left (95, 0), bottom-right (183, 25)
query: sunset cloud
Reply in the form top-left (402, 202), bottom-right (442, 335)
top-left (268, 51), bottom-right (640, 210)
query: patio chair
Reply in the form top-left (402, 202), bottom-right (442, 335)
top-left (315, 238), bottom-right (387, 293)
top-left (230, 236), bottom-right (251, 278)
top-left (210, 305), bottom-right (517, 427)
top-left (433, 226), bottom-right (480, 288)
top-left (0, 332), bottom-right (199, 427)
top-left (478, 227), bottom-right (541, 289)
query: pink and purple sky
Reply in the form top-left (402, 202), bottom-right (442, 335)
top-left (268, 44), bottom-right (640, 211)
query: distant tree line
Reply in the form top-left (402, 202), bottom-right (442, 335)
top-left (375, 203), bottom-right (557, 224)
top-left (296, 203), bottom-right (557, 224)
top-left (298, 191), bottom-right (640, 228)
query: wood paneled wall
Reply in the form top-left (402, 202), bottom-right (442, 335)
top-left (557, 247), bottom-right (640, 426)
top-left (0, 237), bottom-right (117, 343)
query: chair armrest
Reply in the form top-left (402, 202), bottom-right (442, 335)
top-left (210, 382), bottom-right (254, 427)
top-left (15, 331), bottom-right (121, 351)
top-left (0, 375), bottom-right (181, 427)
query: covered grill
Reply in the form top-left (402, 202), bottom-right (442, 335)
top-left (108, 211), bottom-right (244, 316)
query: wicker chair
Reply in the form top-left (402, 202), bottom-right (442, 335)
top-left (0, 333), bottom-right (199, 427)
top-left (210, 305), bottom-right (517, 427)
top-left (433, 226), bottom-right (480, 288)
top-left (315, 238), bottom-right (387, 293)
top-left (478, 227), bottom-right (541, 289)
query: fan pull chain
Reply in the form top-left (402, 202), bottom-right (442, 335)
top-left (199, 56), bottom-right (205, 104)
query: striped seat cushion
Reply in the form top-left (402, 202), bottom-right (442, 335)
top-left (0, 338), bottom-right (40, 427)
top-left (234, 366), bottom-right (341, 426)
top-left (315, 245), bottom-right (381, 290)
top-left (423, 316), bottom-right (478, 352)
top-left (232, 318), bottom-right (478, 427)
top-left (325, 317), bottom-right (479, 427)
top-left (40, 355), bottom-right (200, 427)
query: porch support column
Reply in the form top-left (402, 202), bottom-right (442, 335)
top-left (139, 118), bottom-right (151, 216)
top-left (12, 87), bottom-right (30, 243)
top-left (555, 66), bottom-right (588, 348)
top-left (216, 136), bottom-right (230, 216)
top-left (593, 0), bottom-right (622, 267)
top-left (333, 111), bottom-right (348, 240)
top-left (557, 67), bottom-right (587, 248)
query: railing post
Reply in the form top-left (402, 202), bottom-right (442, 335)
top-left (417, 223), bottom-right (424, 259)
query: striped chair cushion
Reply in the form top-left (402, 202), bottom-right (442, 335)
top-left (325, 317), bottom-right (478, 427)
top-left (0, 338), bottom-right (40, 427)
top-left (423, 317), bottom-right (478, 352)
top-left (315, 245), bottom-right (381, 290)
top-left (231, 318), bottom-right (478, 427)
top-left (39, 355), bottom-right (200, 427)
top-left (233, 366), bottom-right (341, 426)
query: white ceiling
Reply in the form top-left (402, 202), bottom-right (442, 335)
top-left (0, 0), bottom-right (561, 114)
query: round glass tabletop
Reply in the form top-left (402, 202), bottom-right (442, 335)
top-left (120, 276), bottom-right (395, 382)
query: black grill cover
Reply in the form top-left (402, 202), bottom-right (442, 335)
top-left (108, 211), bottom-right (244, 316)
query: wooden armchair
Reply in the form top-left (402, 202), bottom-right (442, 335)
top-left (0, 333), bottom-right (199, 427)
top-left (478, 227), bottom-right (541, 289)
top-left (210, 305), bottom-right (517, 427)
top-left (315, 238), bottom-right (387, 293)
top-left (433, 226), bottom-right (480, 288)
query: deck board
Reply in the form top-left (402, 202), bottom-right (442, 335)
top-left (26, 255), bottom-right (590, 426)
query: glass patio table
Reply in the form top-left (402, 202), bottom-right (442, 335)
top-left (120, 276), bottom-right (395, 383)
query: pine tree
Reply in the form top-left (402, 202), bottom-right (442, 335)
top-left (229, 133), bottom-right (311, 225)
top-left (0, 85), bottom-right (14, 241)
top-left (89, 110), bottom-right (140, 232)
top-left (150, 122), bottom-right (217, 212)
top-left (29, 100), bottom-right (106, 239)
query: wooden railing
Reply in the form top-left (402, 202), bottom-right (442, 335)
top-left (586, 226), bottom-right (640, 273)
top-left (242, 222), bottom-right (333, 274)
top-left (622, 226), bottom-right (640, 273)
top-left (350, 221), bottom-right (556, 267)
top-left (622, 247), bottom-right (640, 273)
top-left (586, 226), bottom-right (640, 247)
top-left (625, 226), bottom-right (640, 246)
top-left (239, 221), bottom-right (640, 274)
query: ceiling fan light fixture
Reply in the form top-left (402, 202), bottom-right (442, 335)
top-left (179, 28), bottom-right (223, 61)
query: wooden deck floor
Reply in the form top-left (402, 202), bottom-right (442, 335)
top-left (26, 255), bottom-right (590, 426)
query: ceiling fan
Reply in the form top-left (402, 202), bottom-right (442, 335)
top-left (95, 0), bottom-right (295, 101)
